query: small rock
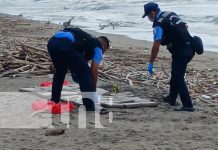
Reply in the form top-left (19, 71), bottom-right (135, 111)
top-left (129, 47), bottom-right (133, 49)
top-left (199, 116), bottom-right (207, 119)
top-left (45, 129), bottom-right (65, 136)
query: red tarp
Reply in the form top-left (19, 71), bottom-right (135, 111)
top-left (32, 100), bottom-right (75, 114)
top-left (39, 80), bottom-right (70, 87)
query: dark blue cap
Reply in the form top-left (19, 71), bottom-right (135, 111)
top-left (142, 2), bottom-right (159, 18)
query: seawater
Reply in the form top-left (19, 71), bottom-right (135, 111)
top-left (0, 0), bottom-right (217, 52)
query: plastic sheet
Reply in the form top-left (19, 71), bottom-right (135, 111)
top-left (32, 100), bottom-right (75, 114)
top-left (39, 80), bottom-right (70, 87)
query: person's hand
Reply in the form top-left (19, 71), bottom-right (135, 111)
top-left (147, 63), bottom-right (153, 75)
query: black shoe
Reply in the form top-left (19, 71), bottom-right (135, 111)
top-left (82, 98), bottom-right (95, 111)
top-left (174, 107), bottom-right (195, 112)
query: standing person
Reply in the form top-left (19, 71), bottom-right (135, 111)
top-left (142, 2), bottom-right (195, 112)
top-left (47, 27), bottom-right (110, 114)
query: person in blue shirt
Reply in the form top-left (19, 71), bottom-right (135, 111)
top-left (142, 2), bottom-right (195, 112)
top-left (47, 27), bottom-right (110, 114)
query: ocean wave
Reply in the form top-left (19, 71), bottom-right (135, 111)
top-left (0, 0), bottom-right (218, 52)
top-left (71, 2), bottom-right (111, 11)
top-left (205, 16), bottom-right (218, 25)
top-left (33, 0), bottom-right (43, 2)
top-left (180, 15), bottom-right (218, 25)
top-left (91, 4), bottom-right (111, 11)
top-left (99, 21), bottom-right (139, 29)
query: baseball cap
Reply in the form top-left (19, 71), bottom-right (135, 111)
top-left (142, 2), bottom-right (159, 18)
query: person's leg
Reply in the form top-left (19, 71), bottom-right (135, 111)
top-left (47, 38), bottom-right (69, 103)
top-left (66, 49), bottom-right (96, 110)
top-left (51, 67), bottom-right (67, 103)
top-left (169, 56), bottom-right (180, 105)
top-left (178, 56), bottom-right (193, 108)
top-left (169, 56), bottom-right (193, 108)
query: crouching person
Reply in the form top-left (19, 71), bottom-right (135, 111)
top-left (47, 27), bottom-right (110, 114)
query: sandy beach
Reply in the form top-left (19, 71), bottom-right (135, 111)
top-left (0, 13), bottom-right (218, 150)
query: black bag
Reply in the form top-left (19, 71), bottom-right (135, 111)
top-left (191, 36), bottom-right (204, 55)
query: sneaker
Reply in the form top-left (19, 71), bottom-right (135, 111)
top-left (174, 107), bottom-right (195, 112)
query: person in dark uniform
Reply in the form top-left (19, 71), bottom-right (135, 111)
top-left (47, 27), bottom-right (110, 114)
top-left (142, 2), bottom-right (195, 112)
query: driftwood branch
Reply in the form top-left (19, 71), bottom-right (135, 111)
top-left (20, 43), bottom-right (47, 53)
top-left (63, 17), bottom-right (75, 28)
top-left (0, 40), bottom-right (53, 77)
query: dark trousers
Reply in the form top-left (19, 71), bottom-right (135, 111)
top-left (47, 37), bottom-right (95, 109)
top-left (169, 55), bottom-right (193, 108)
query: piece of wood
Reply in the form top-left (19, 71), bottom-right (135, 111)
top-left (124, 102), bottom-right (158, 108)
top-left (101, 103), bottom-right (125, 108)
top-left (0, 65), bottom-right (29, 77)
top-left (126, 73), bottom-right (134, 87)
top-left (32, 70), bottom-right (51, 75)
top-left (198, 96), bottom-right (218, 106)
top-left (161, 64), bottom-right (170, 78)
top-left (128, 67), bottom-right (170, 82)
top-left (19, 87), bottom-right (42, 92)
top-left (99, 70), bottom-right (121, 81)
top-left (110, 92), bottom-right (134, 97)
top-left (213, 111), bottom-right (218, 115)
top-left (63, 17), bottom-right (74, 28)
top-left (37, 91), bottom-right (81, 97)
top-left (21, 43), bottom-right (47, 53)
top-left (116, 100), bottom-right (135, 103)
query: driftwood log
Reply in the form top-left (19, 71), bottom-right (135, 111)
top-left (0, 39), bottom-right (54, 77)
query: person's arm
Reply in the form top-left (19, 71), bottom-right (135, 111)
top-left (91, 61), bottom-right (99, 89)
top-left (150, 26), bottom-right (163, 63)
top-left (91, 47), bottom-right (103, 89)
top-left (149, 40), bottom-right (161, 63)
top-left (147, 26), bottom-right (163, 74)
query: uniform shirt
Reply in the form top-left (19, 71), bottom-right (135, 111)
top-left (54, 31), bottom-right (103, 64)
top-left (153, 11), bottom-right (163, 41)
top-left (92, 47), bottom-right (103, 65)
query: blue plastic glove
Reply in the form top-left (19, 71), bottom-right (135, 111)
top-left (147, 63), bottom-right (154, 75)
